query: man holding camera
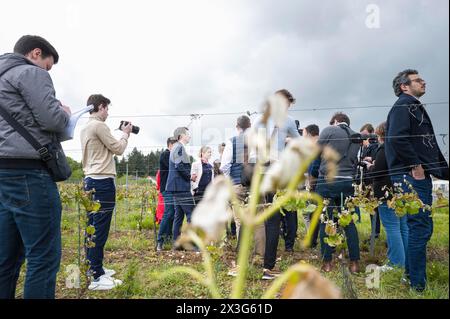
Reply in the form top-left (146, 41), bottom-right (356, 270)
top-left (80, 94), bottom-right (133, 290)
top-left (386, 69), bottom-right (449, 292)
top-left (317, 112), bottom-right (361, 273)
top-left (0, 35), bottom-right (71, 299)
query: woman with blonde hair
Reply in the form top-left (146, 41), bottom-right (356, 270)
top-left (191, 146), bottom-right (214, 204)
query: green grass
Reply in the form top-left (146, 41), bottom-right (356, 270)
top-left (14, 199), bottom-right (449, 299)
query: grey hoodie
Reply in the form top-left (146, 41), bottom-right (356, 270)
top-left (0, 53), bottom-right (69, 160)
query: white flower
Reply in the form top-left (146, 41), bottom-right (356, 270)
top-left (268, 94), bottom-right (289, 127)
top-left (281, 265), bottom-right (341, 299)
top-left (191, 176), bottom-right (233, 241)
top-left (246, 126), bottom-right (269, 163)
top-left (320, 213), bottom-right (326, 223)
top-left (260, 137), bottom-right (319, 194)
top-left (322, 146), bottom-right (340, 182)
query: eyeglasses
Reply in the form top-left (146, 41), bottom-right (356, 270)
top-left (411, 78), bottom-right (426, 84)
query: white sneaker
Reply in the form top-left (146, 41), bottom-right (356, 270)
top-left (88, 274), bottom-right (123, 291)
top-left (227, 266), bottom-right (239, 277)
top-left (103, 267), bottom-right (116, 277)
top-left (378, 264), bottom-right (394, 272)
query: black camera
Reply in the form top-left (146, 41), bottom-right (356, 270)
top-left (357, 160), bottom-right (372, 168)
top-left (295, 120), bottom-right (303, 136)
top-left (350, 133), bottom-right (378, 144)
top-left (119, 121), bottom-right (140, 134)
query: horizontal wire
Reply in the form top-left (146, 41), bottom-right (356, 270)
top-left (73, 101), bottom-right (449, 119)
top-left (62, 160), bottom-right (449, 206)
top-left (62, 132), bottom-right (449, 153)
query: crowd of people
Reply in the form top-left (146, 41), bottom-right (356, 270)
top-left (0, 35), bottom-right (448, 298)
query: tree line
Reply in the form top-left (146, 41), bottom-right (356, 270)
top-left (66, 147), bottom-right (164, 182)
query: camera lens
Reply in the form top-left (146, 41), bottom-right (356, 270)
top-left (132, 126), bottom-right (140, 134)
top-left (119, 121), bottom-right (139, 134)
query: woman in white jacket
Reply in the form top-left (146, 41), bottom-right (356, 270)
top-left (191, 146), bottom-right (214, 204)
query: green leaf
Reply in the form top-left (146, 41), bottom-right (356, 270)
top-left (304, 203), bottom-right (317, 213)
top-left (86, 225), bottom-right (96, 235)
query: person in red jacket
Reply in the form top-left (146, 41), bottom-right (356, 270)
top-left (155, 170), bottom-right (165, 225)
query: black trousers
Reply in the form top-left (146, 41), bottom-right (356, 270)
top-left (306, 212), bottom-right (320, 248)
top-left (264, 211), bottom-right (282, 269)
top-left (263, 193), bottom-right (280, 270)
top-left (281, 212), bottom-right (298, 250)
top-left (370, 207), bottom-right (381, 238)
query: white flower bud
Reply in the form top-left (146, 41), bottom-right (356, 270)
top-left (268, 94), bottom-right (289, 127)
top-left (191, 176), bottom-right (233, 241)
top-left (260, 137), bottom-right (319, 194)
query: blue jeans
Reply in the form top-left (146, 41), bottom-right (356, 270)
top-left (172, 191), bottom-right (195, 241)
top-left (0, 169), bottom-right (62, 299)
top-left (157, 191), bottom-right (176, 244)
top-left (84, 177), bottom-right (116, 279)
top-left (391, 174), bottom-right (433, 291)
top-left (355, 206), bottom-right (362, 223)
top-left (378, 202), bottom-right (408, 267)
top-left (316, 177), bottom-right (360, 262)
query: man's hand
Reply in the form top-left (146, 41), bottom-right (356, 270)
top-left (122, 122), bottom-right (133, 136)
top-left (191, 173), bottom-right (198, 182)
top-left (411, 164), bottom-right (425, 180)
top-left (61, 104), bottom-right (71, 116)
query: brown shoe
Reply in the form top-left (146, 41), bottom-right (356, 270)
top-left (349, 261), bottom-right (360, 273)
top-left (321, 261), bottom-right (333, 272)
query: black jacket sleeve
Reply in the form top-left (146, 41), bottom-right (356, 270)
top-left (367, 147), bottom-right (386, 179)
top-left (160, 151), bottom-right (169, 173)
top-left (387, 105), bottom-right (421, 167)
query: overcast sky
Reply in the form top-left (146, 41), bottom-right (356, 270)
top-left (1, 0), bottom-right (448, 164)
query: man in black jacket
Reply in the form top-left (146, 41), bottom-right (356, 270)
top-left (386, 69), bottom-right (449, 292)
top-left (156, 137), bottom-right (177, 251)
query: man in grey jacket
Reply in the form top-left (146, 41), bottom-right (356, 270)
top-left (0, 35), bottom-right (71, 299)
top-left (316, 112), bottom-right (361, 273)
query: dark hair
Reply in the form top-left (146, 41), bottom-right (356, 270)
top-left (375, 121), bottom-right (387, 140)
top-left (236, 115), bottom-right (251, 130)
top-left (87, 94), bottom-right (111, 114)
top-left (166, 137), bottom-right (177, 147)
top-left (14, 35), bottom-right (59, 64)
top-left (305, 124), bottom-right (320, 137)
top-left (329, 112), bottom-right (350, 126)
top-left (360, 123), bottom-right (374, 133)
top-left (393, 69), bottom-right (418, 97)
top-left (275, 89), bottom-right (296, 104)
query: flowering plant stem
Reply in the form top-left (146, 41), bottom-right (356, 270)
top-left (188, 231), bottom-right (222, 299)
top-left (156, 231), bottom-right (222, 299)
top-left (262, 263), bottom-right (313, 299)
top-left (231, 150), bottom-right (321, 298)
top-left (230, 161), bottom-right (263, 298)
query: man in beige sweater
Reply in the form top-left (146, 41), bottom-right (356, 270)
top-left (80, 94), bottom-right (132, 290)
